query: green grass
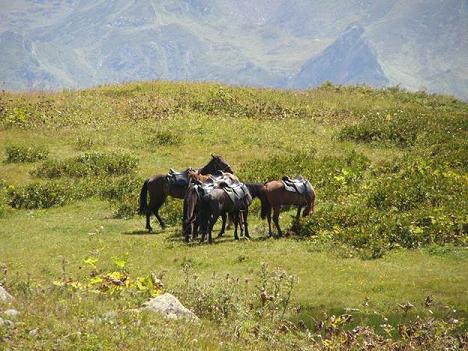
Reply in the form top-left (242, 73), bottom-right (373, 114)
top-left (0, 81), bottom-right (467, 350)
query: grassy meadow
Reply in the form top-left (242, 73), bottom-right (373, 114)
top-left (0, 81), bottom-right (467, 350)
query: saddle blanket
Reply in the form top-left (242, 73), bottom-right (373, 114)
top-left (222, 183), bottom-right (250, 206)
top-left (281, 176), bottom-right (311, 195)
top-left (166, 168), bottom-right (190, 186)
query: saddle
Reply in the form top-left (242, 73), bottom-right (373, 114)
top-left (209, 171), bottom-right (236, 187)
top-left (166, 168), bottom-right (191, 187)
top-left (281, 176), bottom-right (310, 195)
top-left (222, 183), bottom-right (250, 208)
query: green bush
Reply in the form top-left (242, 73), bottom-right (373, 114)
top-left (100, 176), bottom-right (144, 219)
top-left (337, 110), bottom-right (436, 147)
top-left (173, 263), bottom-right (296, 333)
top-left (32, 152), bottom-right (138, 178)
top-left (149, 131), bottom-right (181, 146)
top-left (4, 144), bottom-right (49, 163)
top-left (8, 181), bottom-right (79, 209)
top-left (367, 161), bottom-right (465, 211)
top-left (239, 150), bottom-right (369, 200)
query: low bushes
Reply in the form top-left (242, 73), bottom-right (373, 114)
top-left (4, 144), bottom-right (49, 163)
top-left (32, 152), bottom-right (138, 178)
top-left (8, 181), bottom-right (86, 209)
top-left (239, 150), bottom-right (369, 200)
top-left (148, 130), bottom-right (181, 146)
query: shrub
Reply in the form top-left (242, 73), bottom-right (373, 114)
top-left (8, 181), bottom-right (78, 209)
top-left (367, 161), bottom-right (465, 211)
top-left (300, 201), bottom-right (467, 257)
top-left (32, 152), bottom-right (138, 178)
top-left (149, 131), bottom-right (181, 146)
top-left (173, 262), bottom-right (296, 336)
top-left (4, 144), bottom-right (49, 163)
top-left (239, 150), bottom-right (369, 200)
top-left (338, 111), bottom-right (421, 147)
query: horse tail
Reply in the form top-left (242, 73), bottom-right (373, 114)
top-left (139, 179), bottom-right (149, 215)
top-left (259, 191), bottom-right (270, 220)
top-left (303, 186), bottom-right (316, 217)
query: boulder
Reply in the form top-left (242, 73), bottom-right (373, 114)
top-left (140, 293), bottom-right (198, 321)
top-left (0, 285), bottom-right (13, 302)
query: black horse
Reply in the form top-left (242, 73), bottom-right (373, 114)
top-left (198, 182), bottom-right (252, 243)
top-left (139, 154), bottom-right (233, 233)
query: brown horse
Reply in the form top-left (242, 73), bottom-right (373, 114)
top-left (139, 154), bottom-right (234, 233)
top-left (262, 178), bottom-right (315, 237)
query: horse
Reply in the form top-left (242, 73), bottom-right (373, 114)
top-left (183, 171), bottom-right (240, 242)
top-left (139, 154), bottom-right (233, 233)
top-left (198, 182), bottom-right (252, 244)
top-left (262, 178), bottom-right (316, 237)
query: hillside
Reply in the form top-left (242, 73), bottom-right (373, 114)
top-left (0, 0), bottom-right (467, 99)
top-left (0, 81), bottom-right (467, 350)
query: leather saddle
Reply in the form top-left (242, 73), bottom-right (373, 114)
top-left (166, 168), bottom-right (191, 187)
top-left (281, 176), bottom-right (310, 195)
top-left (208, 171), bottom-right (236, 187)
top-left (222, 183), bottom-right (251, 207)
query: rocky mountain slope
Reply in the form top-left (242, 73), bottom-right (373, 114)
top-left (0, 0), bottom-right (466, 99)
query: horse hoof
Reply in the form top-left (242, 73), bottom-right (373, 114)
top-left (147, 228), bottom-right (153, 234)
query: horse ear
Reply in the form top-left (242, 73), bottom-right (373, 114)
top-left (210, 153), bottom-right (214, 158)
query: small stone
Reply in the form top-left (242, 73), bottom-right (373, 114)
top-left (102, 311), bottom-right (117, 320)
top-left (140, 293), bottom-right (198, 321)
top-left (3, 309), bottom-right (20, 319)
top-left (0, 286), bottom-right (13, 302)
top-left (0, 317), bottom-right (14, 328)
top-left (29, 328), bottom-right (39, 336)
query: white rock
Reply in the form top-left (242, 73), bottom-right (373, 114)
top-left (140, 293), bottom-right (198, 321)
top-left (3, 309), bottom-right (20, 318)
top-left (0, 286), bottom-right (13, 302)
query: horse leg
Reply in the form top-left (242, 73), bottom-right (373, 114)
top-left (193, 218), bottom-right (199, 239)
top-left (218, 213), bottom-right (227, 237)
top-left (243, 209), bottom-right (250, 239)
top-left (146, 209), bottom-right (153, 233)
top-left (267, 207), bottom-right (273, 237)
top-left (233, 212), bottom-right (240, 241)
top-left (273, 207), bottom-right (282, 238)
top-left (296, 206), bottom-right (302, 222)
top-left (208, 214), bottom-right (218, 244)
top-left (239, 211), bottom-right (244, 237)
top-left (153, 195), bottom-right (167, 229)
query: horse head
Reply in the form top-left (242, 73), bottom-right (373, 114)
top-left (209, 154), bottom-right (234, 174)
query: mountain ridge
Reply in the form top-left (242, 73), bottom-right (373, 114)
top-left (0, 0), bottom-right (466, 99)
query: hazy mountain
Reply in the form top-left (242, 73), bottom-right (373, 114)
top-left (0, 0), bottom-right (466, 99)
top-left (292, 25), bottom-right (389, 88)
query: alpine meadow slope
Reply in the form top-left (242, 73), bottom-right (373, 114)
top-left (0, 81), bottom-right (467, 350)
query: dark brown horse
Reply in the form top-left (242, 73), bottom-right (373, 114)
top-left (198, 182), bottom-right (252, 243)
top-left (139, 155), bottom-right (234, 232)
top-left (262, 178), bottom-right (315, 237)
top-left (183, 172), bottom-right (239, 242)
